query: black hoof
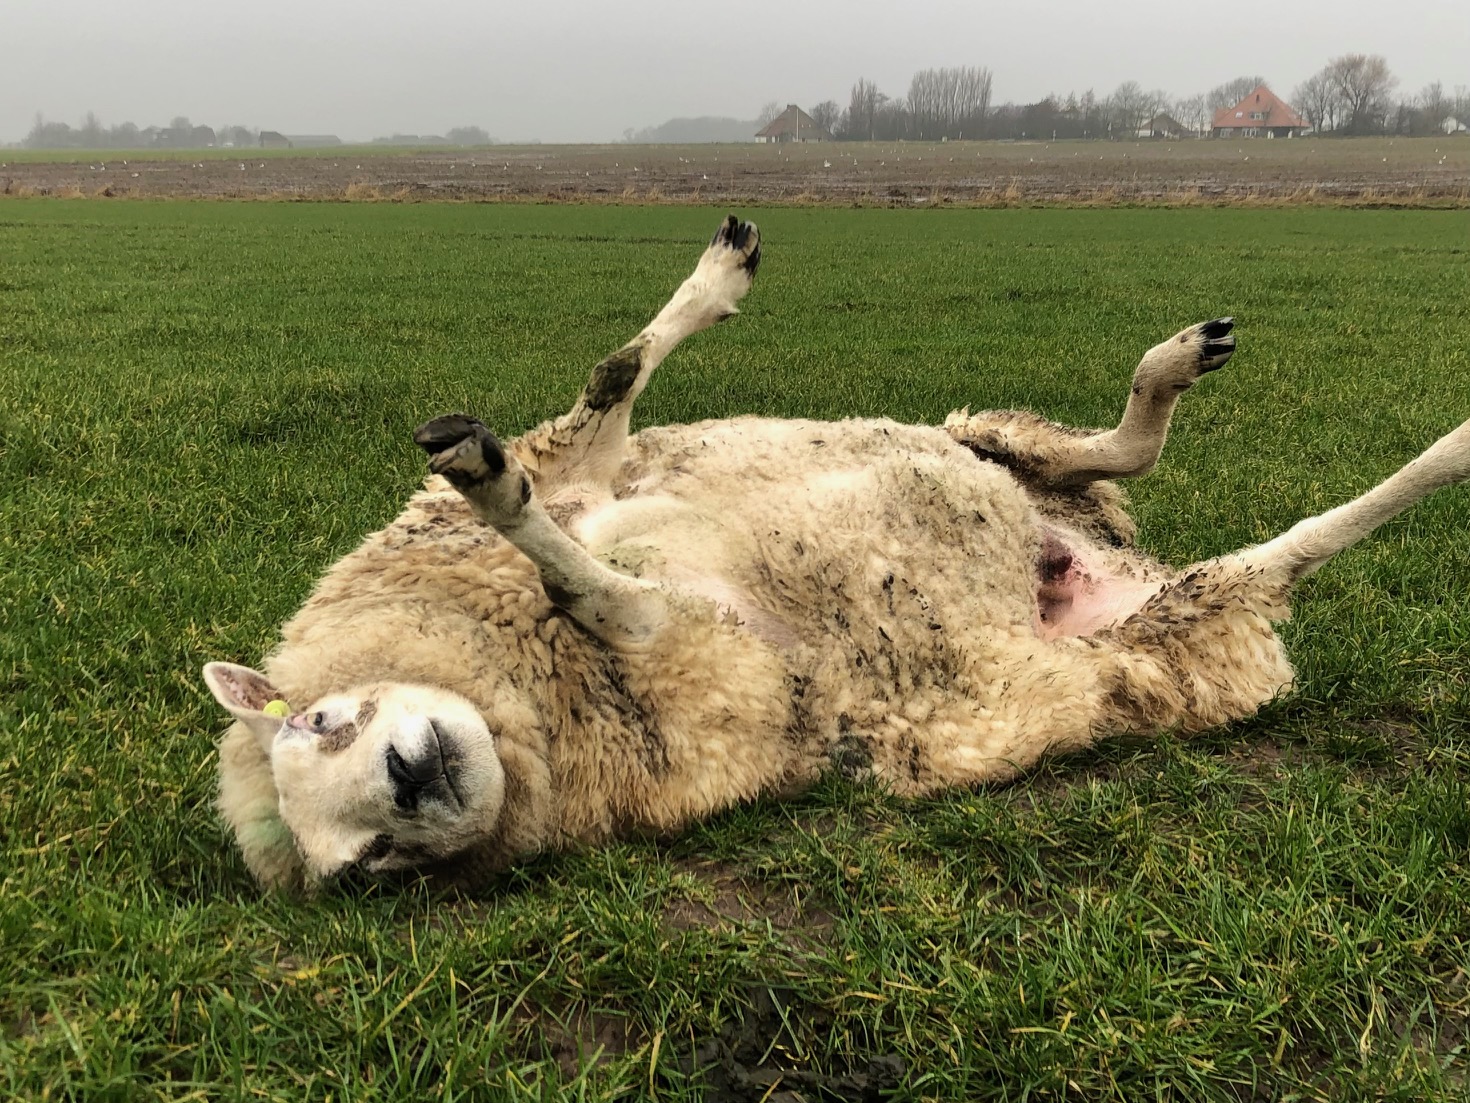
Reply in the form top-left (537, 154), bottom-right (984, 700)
top-left (1197, 317), bottom-right (1236, 371)
top-left (414, 414), bottom-right (487, 454)
top-left (710, 214), bottom-right (761, 276)
top-left (413, 414), bottom-right (506, 484)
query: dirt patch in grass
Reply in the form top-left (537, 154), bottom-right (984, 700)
top-left (537, 1002), bottom-right (642, 1080)
top-left (664, 857), bottom-right (837, 946)
top-left (672, 987), bottom-right (906, 1103)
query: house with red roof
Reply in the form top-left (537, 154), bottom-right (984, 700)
top-left (1212, 85), bottom-right (1307, 138)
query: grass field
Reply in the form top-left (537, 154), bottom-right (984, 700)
top-left (2, 200), bottom-right (1469, 1100)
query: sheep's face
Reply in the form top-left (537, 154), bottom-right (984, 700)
top-left (204, 663), bottom-right (504, 880)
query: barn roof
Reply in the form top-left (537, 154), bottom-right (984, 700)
top-left (755, 105), bottom-right (833, 140)
top-left (1212, 85), bottom-right (1306, 130)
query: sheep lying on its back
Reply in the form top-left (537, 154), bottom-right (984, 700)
top-left (204, 216), bottom-right (1470, 892)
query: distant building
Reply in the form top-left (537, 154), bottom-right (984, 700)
top-left (755, 105), bottom-right (833, 143)
top-left (1137, 113), bottom-right (1192, 139)
top-left (258, 131), bottom-right (292, 149)
top-left (152, 125), bottom-right (215, 148)
top-left (1212, 85), bottom-right (1306, 138)
top-left (285, 135), bottom-right (342, 147)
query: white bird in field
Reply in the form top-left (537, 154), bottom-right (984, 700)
top-left (824, 160), bottom-right (831, 168)
top-left (240, 163), bottom-right (245, 170)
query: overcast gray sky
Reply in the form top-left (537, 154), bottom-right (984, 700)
top-left (3, 0), bottom-right (1465, 143)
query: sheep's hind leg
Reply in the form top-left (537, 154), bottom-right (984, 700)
top-left (513, 216), bottom-right (761, 493)
top-left (1093, 416), bottom-right (1470, 732)
top-left (946, 318), bottom-right (1235, 487)
top-left (1233, 416), bottom-right (1470, 582)
top-left (415, 414), bottom-right (669, 645)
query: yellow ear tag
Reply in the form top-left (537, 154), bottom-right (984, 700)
top-left (262, 699), bottom-right (290, 718)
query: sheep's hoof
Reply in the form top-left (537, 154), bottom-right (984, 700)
top-left (1191, 317), bottom-right (1235, 373)
top-left (708, 214), bottom-right (761, 277)
top-left (413, 414), bottom-right (506, 488)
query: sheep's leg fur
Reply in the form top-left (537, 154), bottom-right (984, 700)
top-left (945, 318), bottom-right (1235, 487)
top-left (513, 216), bottom-right (761, 493)
top-left (414, 414), bottom-right (671, 645)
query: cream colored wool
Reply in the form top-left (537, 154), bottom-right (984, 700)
top-left (203, 216), bottom-right (1470, 892)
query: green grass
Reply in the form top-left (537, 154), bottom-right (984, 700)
top-left (2, 200), bottom-right (1469, 1100)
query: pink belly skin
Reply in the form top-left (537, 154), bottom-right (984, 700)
top-left (1034, 532), bottom-right (1164, 640)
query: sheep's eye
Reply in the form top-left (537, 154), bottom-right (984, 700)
top-left (311, 711), bottom-right (327, 730)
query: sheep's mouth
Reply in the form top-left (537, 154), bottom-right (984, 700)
top-left (429, 720), bottom-right (466, 810)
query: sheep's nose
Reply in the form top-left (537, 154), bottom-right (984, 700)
top-left (387, 745), bottom-right (442, 788)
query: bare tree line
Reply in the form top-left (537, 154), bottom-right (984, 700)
top-left (18, 114), bottom-right (498, 150)
top-left (803, 57), bottom-right (1465, 142)
top-left (1291, 55), bottom-right (1453, 136)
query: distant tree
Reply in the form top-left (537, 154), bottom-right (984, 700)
top-left (170, 116), bottom-right (192, 132)
top-left (446, 125), bottom-right (493, 145)
top-left (1206, 76), bottom-right (1267, 113)
top-left (1456, 85), bottom-right (1470, 125)
top-left (1106, 81), bottom-right (1161, 136)
top-left (808, 100), bottom-right (840, 134)
top-left (840, 79), bottom-right (885, 140)
top-left (25, 113), bottom-right (76, 148)
top-left (219, 124), bottom-right (257, 148)
top-left (1173, 93), bottom-right (1207, 135)
top-left (1416, 81), bottom-right (1450, 134)
top-left (1324, 54), bottom-right (1397, 134)
top-left (755, 102), bottom-right (783, 128)
top-left (1293, 70), bottom-right (1337, 133)
top-left (79, 111), bottom-right (104, 146)
top-left (906, 66), bottom-right (993, 139)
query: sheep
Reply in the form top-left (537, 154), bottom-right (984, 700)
top-left (203, 215), bottom-right (1470, 892)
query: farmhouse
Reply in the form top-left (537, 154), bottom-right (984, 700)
top-left (1212, 85), bottom-right (1306, 138)
top-left (258, 131), bottom-right (292, 149)
top-left (1137, 112), bottom-right (1192, 139)
top-left (755, 105), bottom-right (833, 143)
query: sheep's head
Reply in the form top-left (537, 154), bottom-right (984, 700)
top-left (203, 662), bottom-right (505, 885)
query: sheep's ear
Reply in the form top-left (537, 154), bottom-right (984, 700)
top-left (203, 662), bottom-right (287, 753)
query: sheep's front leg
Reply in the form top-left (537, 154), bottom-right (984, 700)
top-left (514, 216), bottom-right (761, 493)
top-left (415, 415), bottom-right (668, 645)
top-left (946, 318), bottom-right (1235, 486)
